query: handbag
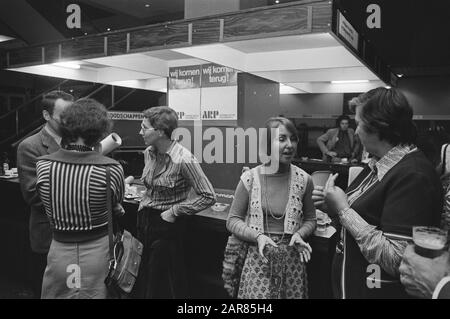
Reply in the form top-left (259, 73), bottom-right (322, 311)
top-left (222, 234), bottom-right (249, 298)
top-left (104, 166), bottom-right (144, 298)
top-left (222, 168), bottom-right (253, 298)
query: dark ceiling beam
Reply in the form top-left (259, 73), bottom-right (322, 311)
top-left (0, 0), bottom-right (64, 45)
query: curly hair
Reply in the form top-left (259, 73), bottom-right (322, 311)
top-left (60, 98), bottom-right (112, 147)
top-left (142, 106), bottom-right (178, 138)
top-left (336, 114), bottom-right (350, 127)
top-left (350, 87), bottom-right (417, 146)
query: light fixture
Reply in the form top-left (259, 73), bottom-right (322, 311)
top-left (385, 86), bottom-right (392, 89)
top-left (145, 4), bottom-right (150, 7)
top-left (107, 28), bottom-right (111, 31)
top-left (52, 62), bottom-right (81, 69)
top-left (275, 0), bottom-right (280, 3)
top-left (331, 80), bottom-right (369, 84)
top-left (397, 74), bottom-right (404, 78)
top-left (0, 35), bottom-right (15, 42)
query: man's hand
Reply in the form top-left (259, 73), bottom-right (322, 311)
top-left (399, 244), bottom-right (450, 298)
top-left (160, 210), bottom-right (176, 223)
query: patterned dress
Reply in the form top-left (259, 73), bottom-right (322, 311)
top-left (238, 236), bottom-right (308, 299)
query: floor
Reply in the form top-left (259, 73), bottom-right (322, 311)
top-left (0, 275), bottom-right (35, 299)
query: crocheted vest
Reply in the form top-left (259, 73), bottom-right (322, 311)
top-left (240, 164), bottom-right (308, 234)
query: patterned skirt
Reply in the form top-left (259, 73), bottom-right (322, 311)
top-left (237, 235), bottom-right (308, 299)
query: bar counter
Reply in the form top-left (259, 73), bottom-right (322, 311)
top-left (0, 178), bottom-right (337, 299)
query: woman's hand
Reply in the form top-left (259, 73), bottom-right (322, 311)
top-left (113, 203), bottom-right (125, 217)
top-left (289, 232), bottom-right (312, 263)
top-left (256, 234), bottom-right (278, 263)
top-left (324, 173), bottom-right (350, 217)
top-left (312, 185), bottom-right (328, 211)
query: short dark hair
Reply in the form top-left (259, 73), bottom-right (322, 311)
top-left (264, 117), bottom-right (298, 156)
top-left (351, 87), bottom-right (417, 146)
top-left (41, 90), bottom-right (74, 115)
top-left (336, 114), bottom-right (350, 127)
top-left (142, 106), bottom-right (178, 138)
top-left (60, 98), bottom-right (111, 147)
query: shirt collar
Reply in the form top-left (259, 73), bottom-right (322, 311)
top-left (146, 140), bottom-right (178, 160)
top-left (368, 145), bottom-right (416, 181)
top-left (44, 124), bottom-right (62, 146)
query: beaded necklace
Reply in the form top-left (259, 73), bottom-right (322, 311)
top-left (261, 165), bottom-right (290, 298)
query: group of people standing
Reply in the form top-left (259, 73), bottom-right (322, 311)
top-left (17, 93), bottom-right (216, 298)
top-left (16, 86), bottom-right (450, 299)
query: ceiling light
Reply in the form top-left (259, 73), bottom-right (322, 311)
top-left (397, 74), bottom-right (404, 78)
top-left (107, 28), bottom-right (111, 31)
top-left (385, 86), bottom-right (392, 89)
top-left (52, 62), bottom-right (81, 69)
top-left (145, 4), bottom-right (150, 7)
top-left (275, 0), bottom-right (280, 3)
top-left (0, 35), bottom-right (15, 42)
top-left (331, 80), bottom-right (369, 84)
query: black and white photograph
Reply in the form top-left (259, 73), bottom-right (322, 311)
top-left (0, 0), bottom-right (449, 302)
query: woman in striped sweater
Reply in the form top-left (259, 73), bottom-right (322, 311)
top-left (36, 98), bottom-right (124, 299)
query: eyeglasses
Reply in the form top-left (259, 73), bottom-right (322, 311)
top-left (141, 123), bottom-right (156, 132)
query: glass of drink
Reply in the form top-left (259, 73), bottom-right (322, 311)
top-left (412, 226), bottom-right (448, 258)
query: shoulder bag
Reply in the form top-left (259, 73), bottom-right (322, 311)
top-left (104, 166), bottom-right (144, 298)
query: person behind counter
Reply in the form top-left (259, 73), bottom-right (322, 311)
top-left (17, 90), bottom-right (74, 298)
top-left (226, 117), bottom-right (316, 299)
top-left (35, 98), bottom-right (125, 298)
top-left (316, 114), bottom-right (360, 162)
top-left (134, 106), bottom-right (216, 299)
top-left (313, 87), bottom-right (443, 298)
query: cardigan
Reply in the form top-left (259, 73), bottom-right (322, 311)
top-left (36, 149), bottom-right (124, 243)
top-left (334, 149), bottom-right (442, 299)
top-left (227, 164), bottom-right (317, 242)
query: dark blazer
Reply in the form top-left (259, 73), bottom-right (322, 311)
top-left (17, 127), bottom-right (60, 253)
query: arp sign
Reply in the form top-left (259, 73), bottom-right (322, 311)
top-left (202, 110), bottom-right (219, 119)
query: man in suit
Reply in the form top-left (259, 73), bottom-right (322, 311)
top-left (400, 244), bottom-right (450, 299)
top-left (17, 90), bottom-right (73, 298)
top-left (316, 115), bottom-right (360, 161)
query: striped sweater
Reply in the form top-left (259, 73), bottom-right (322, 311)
top-left (36, 149), bottom-right (124, 242)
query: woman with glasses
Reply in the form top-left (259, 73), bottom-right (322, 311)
top-left (134, 106), bottom-right (216, 299)
top-left (226, 117), bottom-right (316, 299)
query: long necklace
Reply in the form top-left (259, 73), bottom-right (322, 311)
top-left (261, 166), bottom-right (288, 298)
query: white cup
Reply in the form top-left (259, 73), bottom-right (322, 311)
top-left (99, 133), bottom-right (122, 155)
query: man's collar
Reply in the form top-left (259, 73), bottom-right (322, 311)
top-left (44, 124), bottom-right (62, 146)
top-left (368, 145), bottom-right (415, 181)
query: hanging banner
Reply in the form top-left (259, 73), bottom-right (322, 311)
top-left (201, 63), bottom-right (238, 88)
top-left (168, 65), bottom-right (201, 90)
top-left (169, 63), bottom-right (238, 121)
top-left (201, 86), bottom-right (238, 120)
